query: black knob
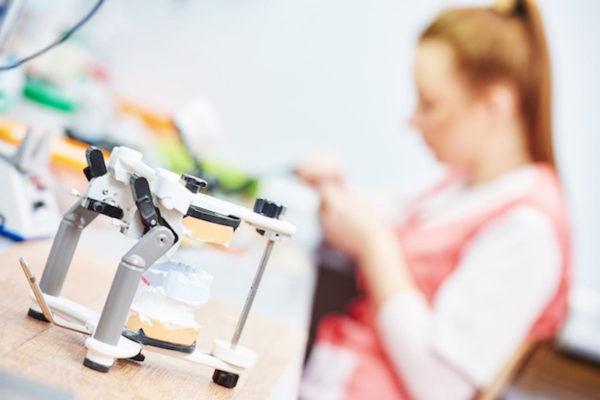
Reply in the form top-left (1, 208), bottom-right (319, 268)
top-left (181, 174), bottom-right (207, 194)
top-left (212, 369), bottom-right (239, 388)
top-left (253, 198), bottom-right (284, 219)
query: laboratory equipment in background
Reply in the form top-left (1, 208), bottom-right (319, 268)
top-left (0, 0), bottom-right (26, 110)
top-left (119, 98), bottom-right (261, 198)
top-left (0, 56), bottom-right (24, 111)
top-left (0, 0), bottom-right (260, 201)
top-left (171, 99), bottom-right (259, 197)
top-left (0, 127), bottom-right (59, 240)
top-left (559, 287), bottom-right (600, 363)
top-left (19, 145), bottom-right (295, 389)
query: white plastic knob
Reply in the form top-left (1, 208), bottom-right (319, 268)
top-left (212, 339), bottom-right (257, 369)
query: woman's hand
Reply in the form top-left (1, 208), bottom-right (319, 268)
top-left (297, 153), bottom-right (415, 305)
top-left (318, 183), bottom-right (385, 259)
top-left (319, 183), bottom-right (414, 306)
top-left (295, 152), bottom-right (345, 188)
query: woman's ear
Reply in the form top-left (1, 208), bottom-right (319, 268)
top-left (484, 83), bottom-right (518, 123)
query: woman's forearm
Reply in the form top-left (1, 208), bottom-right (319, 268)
top-left (359, 230), bottom-right (475, 399)
top-left (358, 229), bottom-right (414, 308)
top-left (376, 292), bottom-right (476, 400)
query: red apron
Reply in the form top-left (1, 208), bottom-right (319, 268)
top-left (312, 164), bottom-right (571, 400)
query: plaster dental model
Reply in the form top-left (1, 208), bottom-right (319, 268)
top-left (125, 261), bottom-right (213, 351)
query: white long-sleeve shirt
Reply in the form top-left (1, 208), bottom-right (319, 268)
top-left (301, 166), bottom-right (562, 400)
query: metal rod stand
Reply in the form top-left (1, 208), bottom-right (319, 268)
top-left (230, 238), bottom-right (275, 348)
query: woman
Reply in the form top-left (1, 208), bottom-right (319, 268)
top-left (298, 0), bottom-right (570, 399)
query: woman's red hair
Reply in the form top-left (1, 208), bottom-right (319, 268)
top-left (421, 0), bottom-right (554, 167)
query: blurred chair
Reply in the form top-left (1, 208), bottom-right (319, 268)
top-left (505, 340), bottom-right (600, 400)
top-left (477, 341), bottom-right (536, 400)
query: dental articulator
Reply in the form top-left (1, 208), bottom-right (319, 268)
top-left (18, 145), bottom-right (296, 389)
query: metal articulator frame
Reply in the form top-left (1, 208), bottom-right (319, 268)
top-left (83, 226), bottom-right (175, 371)
top-left (27, 201), bottom-right (98, 321)
top-left (28, 147), bottom-right (112, 321)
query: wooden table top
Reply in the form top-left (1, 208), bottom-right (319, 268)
top-left (0, 240), bottom-right (305, 399)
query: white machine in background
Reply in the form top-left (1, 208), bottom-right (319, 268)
top-left (559, 288), bottom-right (600, 363)
top-left (0, 128), bottom-right (60, 240)
top-left (19, 145), bottom-right (296, 389)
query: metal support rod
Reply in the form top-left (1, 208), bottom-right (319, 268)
top-left (39, 201), bottom-right (98, 297)
top-left (230, 238), bottom-right (275, 348)
top-left (93, 227), bottom-right (175, 346)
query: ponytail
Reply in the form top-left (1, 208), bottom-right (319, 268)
top-left (498, 0), bottom-right (554, 167)
top-left (422, 0), bottom-right (555, 168)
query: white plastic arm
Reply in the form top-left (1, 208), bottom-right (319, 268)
top-left (191, 192), bottom-right (296, 237)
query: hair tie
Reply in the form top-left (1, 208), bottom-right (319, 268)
top-left (493, 0), bottom-right (526, 17)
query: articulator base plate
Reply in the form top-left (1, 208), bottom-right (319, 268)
top-left (122, 328), bottom-right (197, 354)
